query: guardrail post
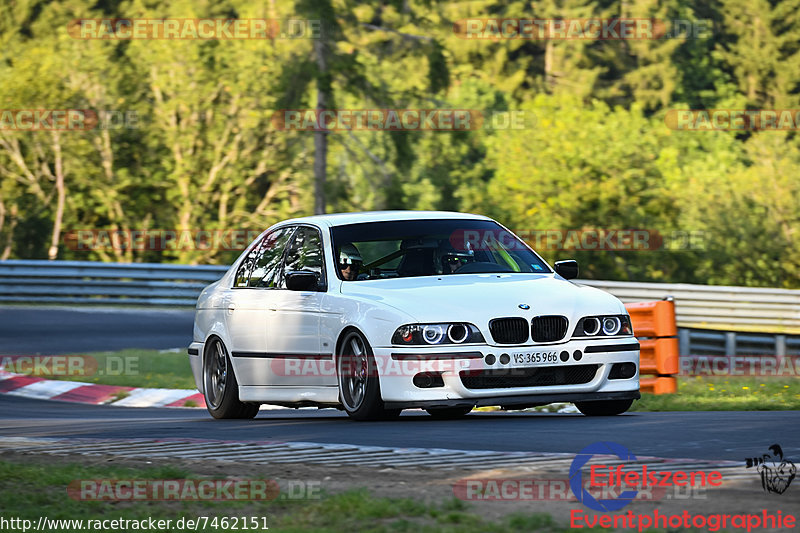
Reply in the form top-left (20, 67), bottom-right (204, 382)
top-left (775, 334), bottom-right (786, 364)
top-left (678, 329), bottom-right (690, 356)
top-left (724, 332), bottom-right (737, 356)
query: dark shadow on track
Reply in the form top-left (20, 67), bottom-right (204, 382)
top-left (1, 395), bottom-right (797, 461)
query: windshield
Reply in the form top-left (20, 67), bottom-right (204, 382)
top-left (331, 219), bottom-right (551, 281)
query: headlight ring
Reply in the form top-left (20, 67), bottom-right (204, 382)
top-left (573, 315), bottom-right (632, 338)
top-left (602, 316), bottom-right (622, 336)
top-left (391, 323), bottom-right (485, 345)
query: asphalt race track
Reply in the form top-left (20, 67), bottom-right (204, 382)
top-left (1, 306), bottom-right (798, 463)
top-left (0, 306), bottom-right (194, 354)
top-left (1, 395), bottom-right (798, 462)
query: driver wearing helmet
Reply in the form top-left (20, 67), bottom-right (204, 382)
top-left (436, 240), bottom-right (475, 274)
top-left (339, 243), bottom-right (363, 281)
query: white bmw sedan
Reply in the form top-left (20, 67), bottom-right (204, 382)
top-left (188, 211), bottom-right (640, 421)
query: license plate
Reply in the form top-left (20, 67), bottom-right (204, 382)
top-left (511, 351), bottom-right (560, 365)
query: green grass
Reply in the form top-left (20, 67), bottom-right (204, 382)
top-left (0, 460), bottom-right (578, 533)
top-left (631, 376), bottom-right (800, 411)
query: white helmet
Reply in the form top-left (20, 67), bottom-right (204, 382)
top-left (339, 243), bottom-right (363, 267)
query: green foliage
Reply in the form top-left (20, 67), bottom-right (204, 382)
top-left (1, 0), bottom-right (799, 287)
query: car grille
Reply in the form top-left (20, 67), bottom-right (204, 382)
top-left (489, 318), bottom-right (529, 344)
top-left (460, 364), bottom-right (599, 389)
top-left (530, 315), bottom-right (568, 342)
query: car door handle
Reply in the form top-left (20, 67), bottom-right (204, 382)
top-left (227, 304), bottom-right (236, 314)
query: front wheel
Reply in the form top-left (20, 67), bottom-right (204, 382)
top-left (203, 337), bottom-right (259, 419)
top-left (337, 330), bottom-right (394, 421)
top-left (575, 399), bottom-right (633, 416)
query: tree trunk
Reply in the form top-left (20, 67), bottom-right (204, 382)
top-left (313, 35), bottom-right (330, 215)
top-left (48, 132), bottom-right (66, 261)
top-left (1, 203), bottom-right (16, 260)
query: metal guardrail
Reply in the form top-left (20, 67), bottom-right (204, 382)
top-left (2, 261), bottom-right (800, 353)
top-left (577, 279), bottom-right (800, 334)
top-left (0, 260), bottom-right (227, 306)
top-left (678, 329), bottom-right (800, 357)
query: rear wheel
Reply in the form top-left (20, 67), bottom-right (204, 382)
top-left (425, 406), bottom-right (473, 419)
top-left (337, 330), bottom-right (394, 421)
top-left (575, 399), bottom-right (633, 416)
top-left (203, 337), bottom-right (259, 419)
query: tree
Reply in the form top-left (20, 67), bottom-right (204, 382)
top-left (714, 0), bottom-right (800, 108)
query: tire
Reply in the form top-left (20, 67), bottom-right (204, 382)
top-left (575, 399), bottom-right (633, 416)
top-left (425, 406), bottom-right (473, 419)
top-left (203, 337), bottom-right (259, 419)
top-left (337, 330), bottom-right (394, 421)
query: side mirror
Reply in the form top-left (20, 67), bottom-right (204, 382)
top-left (286, 270), bottom-right (320, 291)
top-left (554, 260), bottom-right (579, 280)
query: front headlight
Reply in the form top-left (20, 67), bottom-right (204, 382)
top-left (573, 315), bottom-right (632, 337)
top-left (392, 323), bottom-right (485, 345)
top-left (602, 316), bottom-right (621, 335)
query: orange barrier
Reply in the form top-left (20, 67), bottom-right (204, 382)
top-left (625, 300), bottom-right (677, 337)
top-left (638, 337), bottom-right (679, 375)
top-left (625, 299), bottom-right (678, 394)
top-left (639, 376), bottom-right (678, 395)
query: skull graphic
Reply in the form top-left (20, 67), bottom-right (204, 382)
top-left (746, 444), bottom-right (796, 495)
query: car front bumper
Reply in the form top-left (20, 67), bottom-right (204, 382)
top-left (373, 338), bottom-right (640, 409)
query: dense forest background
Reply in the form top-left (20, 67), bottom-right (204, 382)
top-left (1, 0), bottom-right (799, 287)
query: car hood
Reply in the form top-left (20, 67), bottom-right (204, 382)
top-left (339, 274), bottom-right (626, 326)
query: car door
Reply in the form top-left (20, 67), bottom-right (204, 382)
top-left (225, 226), bottom-right (294, 386)
top-left (265, 225), bottom-right (335, 387)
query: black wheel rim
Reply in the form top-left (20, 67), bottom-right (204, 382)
top-left (204, 339), bottom-right (228, 409)
top-left (339, 334), bottom-right (368, 410)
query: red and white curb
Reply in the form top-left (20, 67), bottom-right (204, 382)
top-left (0, 370), bottom-right (580, 413)
top-left (0, 370), bottom-right (205, 408)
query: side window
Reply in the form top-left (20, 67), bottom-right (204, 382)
top-left (278, 226), bottom-right (325, 289)
top-left (233, 227), bottom-right (294, 288)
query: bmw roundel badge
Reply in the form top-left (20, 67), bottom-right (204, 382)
top-left (518, 304), bottom-right (530, 310)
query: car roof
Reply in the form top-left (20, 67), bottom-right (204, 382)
top-left (276, 210), bottom-right (492, 228)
